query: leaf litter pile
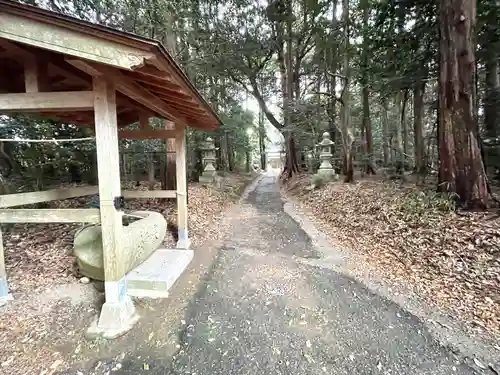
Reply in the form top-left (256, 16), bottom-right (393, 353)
top-left (287, 175), bottom-right (500, 338)
top-left (0, 173), bottom-right (253, 374)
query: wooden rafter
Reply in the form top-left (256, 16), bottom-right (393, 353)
top-left (134, 64), bottom-right (176, 81)
top-left (134, 80), bottom-right (195, 101)
top-left (0, 2), bottom-right (221, 130)
top-left (153, 94), bottom-right (206, 114)
top-left (0, 39), bottom-right (156, 122)
top-left (67, 58), bottom-right (190, 126)
top-left (129, 72), bottom-right (183, 90)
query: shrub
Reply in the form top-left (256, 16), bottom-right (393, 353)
top-left (312, 174), bottom-right (327, 189)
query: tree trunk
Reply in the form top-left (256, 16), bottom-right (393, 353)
top-left (483, 50), bottom-right (500, 175)
top-left (438, 0), bottom-right (490, 208)
top-left (283, 132), bottom-right (299, 179)
top-left (413, 78), bottom-right (426, 174)
top-left (148, 157), bottom-right (155, 190)
top-left (327, 76), bottom-right (337, 144)
top-left (382, 99), bottom-right (390, 166)
top-left (401, 89), bottom-right (409, 168)
top-left (258, 107), bottom-right (267, 169)
top-left (484, 52), bottom-right (500, 140)
top-left (227, 131), bottom-right (234, 171)
top-left (362, 83), bottom-right (375, 175)
top-left (341, 0), bottom-right (354, 182)
top-left (214, 135), bottom-right (223, 171)
top-left (361, 0), bottom-right (375, 175)
top-left (281, 0), bottom-right (299, 179)
top-left (327, 0), bottom-right (339, 147)
top-left (219, 130), bottom-right (229, 171)
top-left (394, 91), bottom-right (405, 173)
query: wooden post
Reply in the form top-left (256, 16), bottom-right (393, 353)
top-left (164, 120), bottom-right (177, 190)
top-left (0, 228), bottom-right (12, 305)
top-left (90, 77), bottom-right (137, 338)
top-left (24, 59), bottom-right (48, 93)
top-left (148, 153), bottom-right (155, 190)
top-left (175, 126), bottom-right (190, 249)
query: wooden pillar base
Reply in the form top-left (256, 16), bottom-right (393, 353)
top-left (176, 228), bottom-right (191, 250)
top-left (0, 230), bottom-right (11, 306)
top-left (0, 277), bottom-right (13, 306)
top-left (86, 281), bottom-right (139, 340)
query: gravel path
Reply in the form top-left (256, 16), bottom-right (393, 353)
top-left (168, 175), bottom-right (475, 375)
top-left (62, 174), bottom-right (480, 375)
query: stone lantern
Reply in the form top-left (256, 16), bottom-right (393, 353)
top-left (315, 132), bottom-right (335, 178)
top-left (199, 137), bottom-right (217, 184)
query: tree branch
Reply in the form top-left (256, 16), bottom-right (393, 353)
top-left (312, 91), bottom-right (344, 106)
top-left (325, 71), bottom-right (348, 82)
top-left (248, 76), bottom-right (284, 130)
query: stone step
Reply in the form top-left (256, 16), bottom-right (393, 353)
top-left (126, 249), bottom-right (193, 299)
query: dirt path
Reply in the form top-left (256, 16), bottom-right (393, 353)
top-left (54, 174), bottom-right (493, 374)
top-left (168, 175), bottom-right (478, 375)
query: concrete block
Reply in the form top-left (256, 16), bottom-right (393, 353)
top-left (126, 249), bottom-right (194, 298)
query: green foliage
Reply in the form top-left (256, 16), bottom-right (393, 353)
top-left (15, 0), bottom-right (500, 186)
top-left (6, 0), bottom-right (262, 187)
top-left (0, 115), bottom-right (97, 190)
top-left (396, 190), bottom-right (457, 216)
top-left (312, 174), bottom-right (327, 189)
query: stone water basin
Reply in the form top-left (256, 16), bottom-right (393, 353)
top-left (73, 210), bottom-right (167, 281)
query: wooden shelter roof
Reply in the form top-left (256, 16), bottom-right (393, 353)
top-left (0, 0), bottom-right (221, 130)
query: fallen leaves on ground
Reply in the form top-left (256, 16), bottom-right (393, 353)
top-left (0, 173), bottom-right (255, 375)
top-left (4, 174), bottom-right (251, 294)
top-left (286, 175), bottom-right (500, 337)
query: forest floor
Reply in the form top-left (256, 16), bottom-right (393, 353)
top-left (283, 173), bottom-right (500, 345)
top-left (0, 172), bottom-right (257, 375)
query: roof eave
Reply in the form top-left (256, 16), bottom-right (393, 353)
top-left (0, 0), bottom-right (222, 129)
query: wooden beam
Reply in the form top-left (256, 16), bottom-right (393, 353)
top-left (0, 12), bottom-right (153, 70)
top-left (175, 126), bottom-right (190, 249)
top-left (67, 59), bottom-right (189, 126)
top-left (0, 91), bottom-right (94, 112)
top-left (40, 111), bottom-right (95, 127)
top-left (118, 129), bottom-right (176, 140)
top-left (0, 186), bottom-right (98, 208)
top-left (122, 190), bottom-right (176, 199)
top-left (0, 209), bottom-right (101, 223)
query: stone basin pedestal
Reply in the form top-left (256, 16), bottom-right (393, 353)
top-left (73, 210), bottom-right (167, 281)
